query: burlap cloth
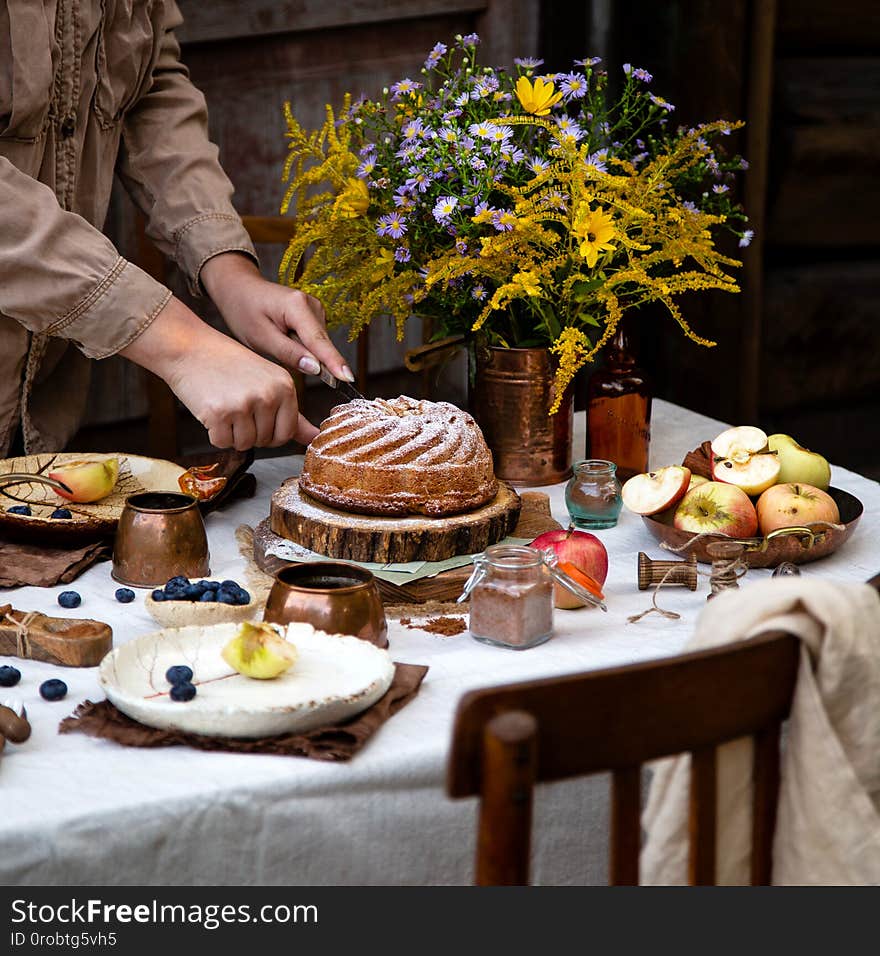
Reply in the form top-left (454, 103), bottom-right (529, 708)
top-left (59, 662), bottom-right (428, 761)
top-left (0, 538), bottom-right (112, 588)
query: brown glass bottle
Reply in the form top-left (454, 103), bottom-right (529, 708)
top-left (586, 323), bottom-right (652, 482)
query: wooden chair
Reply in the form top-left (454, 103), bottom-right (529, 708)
top-left (447, 630), bottom-right (801, 886)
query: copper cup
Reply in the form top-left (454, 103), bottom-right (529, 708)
top-left (263, 562), bottom-right (388, 649)
top-left (112, 492), bottom-right (210, 588)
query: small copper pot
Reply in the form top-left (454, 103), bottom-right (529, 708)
top-left (469, 345), bottom-right (573, 486)
top-left (263, 562), bottom-right (388, 649)
top-left (112, 492), bottom-right (210, 588)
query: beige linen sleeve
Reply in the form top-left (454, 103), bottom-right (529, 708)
top-left (116, 0), bottom-right (258, 296)
top-left (0, 154), bottom-right (172, 359)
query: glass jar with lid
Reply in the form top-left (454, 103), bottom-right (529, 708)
top-left (564, 459), bottom-right (623, 529)
top-left (459, 544), bottom-right (605, 650)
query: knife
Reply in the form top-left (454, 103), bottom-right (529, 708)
top-left (317, 363), bottom-right (367, 402)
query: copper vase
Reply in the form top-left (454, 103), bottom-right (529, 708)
top-left (469, 345), bottom-right (573, 486)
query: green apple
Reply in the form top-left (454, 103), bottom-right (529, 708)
top-left (767, 434), bottom-right (831, 491)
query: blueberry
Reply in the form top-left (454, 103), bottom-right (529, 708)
top-left (199, 590), bottom-right (217, 602)
top-left (183, 584), bottom-right (203, 601)
top-left (40, 678), bottom-right (67, 701)
top-left (220, 580), bottom-right (239, 591)
top-left (170, 681), bottom-right (197, 702)
top-left (166, 576), bottom-right (190, 589)
top-left (235, 588), bottom-right (251, 606)
top-left (115, 587), bottom-right (136, 604)
top-left (58, 591), bottom-right (81, 609)
top-left (0, 665), bottom-right (21, 687)
top-left (217, 590), bottom-right (239, 605)
top-left (206, 581), bottom-right (221, 590)
top-left (165, 665), bottom-right (193, 686)
top-left (50, 507), bottom-right (72, 519)
top-left (151, 589), bottom-right (166, 602)
top-left (7, 505), bottom-right (31, 516)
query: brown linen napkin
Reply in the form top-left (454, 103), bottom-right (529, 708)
top-left (59, 662), bottom-right (428, 761)
top-left (0, 538), bottom-right (111, 588)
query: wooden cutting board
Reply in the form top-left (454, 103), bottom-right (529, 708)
top-left (255, 491), bottom-right (562, 605)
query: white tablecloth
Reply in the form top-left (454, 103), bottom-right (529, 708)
top-left (1, 400), bottom-right (877, 886)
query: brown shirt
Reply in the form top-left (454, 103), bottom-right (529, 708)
top-left (0, 0), bottom-right (257, 453)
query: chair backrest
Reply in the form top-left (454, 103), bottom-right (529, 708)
top-left (447, 630), bottom-right (800, 885)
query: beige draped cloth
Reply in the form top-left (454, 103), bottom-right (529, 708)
top-left (641, 577), bottom-right (880, 885)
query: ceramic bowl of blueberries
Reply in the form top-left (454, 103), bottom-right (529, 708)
top-left (144, 576), bottom-right (259, 628)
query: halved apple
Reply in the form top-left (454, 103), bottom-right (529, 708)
top-left (621, 465), bottom-right (691, 516)
top-left (48, 457), bottom-right (119, 503)
top-left (710, 425), bottom-right (780, 496)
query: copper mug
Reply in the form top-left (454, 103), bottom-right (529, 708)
top-left (112, 492), bottom-right (210, 588)
top-left (263, 562), bottom-right (388, 649)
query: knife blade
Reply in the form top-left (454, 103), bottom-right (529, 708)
top-left (317, 363), bottom-right (366, 403)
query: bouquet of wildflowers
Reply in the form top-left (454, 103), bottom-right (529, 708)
top-left (279, 33), bottom-right (751, 406)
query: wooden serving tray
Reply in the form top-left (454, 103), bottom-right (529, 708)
top-left (255, 491), bottom-right (562, 605)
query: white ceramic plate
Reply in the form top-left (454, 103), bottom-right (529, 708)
top-left (98, 621), bottom-right (395, 738)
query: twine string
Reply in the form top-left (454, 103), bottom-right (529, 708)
top-left (628, 565), bottom-right (682, 624)
top-left (3, 611), bottom-right (39, 659)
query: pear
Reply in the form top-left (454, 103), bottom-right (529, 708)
top-left (221, 622), bottom-right (298, 680)
top-left (767, 434), bottom-right (831, 491)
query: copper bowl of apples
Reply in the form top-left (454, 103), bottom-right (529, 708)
top-left (622, 426), bottom-right (863, 569)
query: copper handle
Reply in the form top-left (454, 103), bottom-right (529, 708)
top-left (0, 473), bottom-right (72, 495)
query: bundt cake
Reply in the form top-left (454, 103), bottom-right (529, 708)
top-left (299, 396), bottom-right (498, 517)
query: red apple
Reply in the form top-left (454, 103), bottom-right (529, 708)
top-left (48, 457), bottom-right (119, 503)
top-left (621, 465), bottom-right (691, 516)
top-left (756, 482), bottom-right (840, 535)
top-left (673, 481), bottom-right (758, 538)
top-left (530, 528), bottom-right (608, 610)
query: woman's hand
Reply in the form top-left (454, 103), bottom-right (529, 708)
top-left (121, 296), bottom-right (318, 449)
top-left (200, 252), bottom-right (353, 382)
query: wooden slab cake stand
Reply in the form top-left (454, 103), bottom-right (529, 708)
top-left (256, 487), bottom-right (561, 605)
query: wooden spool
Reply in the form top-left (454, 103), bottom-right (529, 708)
top-left (637, 552), bottom-right (698, 591)
top-left (269, 479), bottom-right (522, 564)
top-left (0, 605), bottom-right (112, 667)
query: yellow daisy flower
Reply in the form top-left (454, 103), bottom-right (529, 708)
top-left (515, 76), bottom-right (563, 116)
top-left (573, 205), bottom-right (616, 268)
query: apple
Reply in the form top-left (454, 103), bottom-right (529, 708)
top-left (711, 425), bottom-right (780, 495)
top-left (530, 528), bottom-right (608, 610)
top-left (688, 474), bottom-right (709, 491)
top-left (767, 434), bottom-right (831, 490)
top-left (621, 465), bottom-right (691, 516)
top-left (48, 457), bottom-right (119, 503)
top-left (673, 481), bottom-right (758, 538)
top-left (756, 482), bottom-right (840, 535)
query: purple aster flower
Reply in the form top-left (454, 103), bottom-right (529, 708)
top-left (514, 57), bottom-right (544, 69)
top-left (474, 201), bottom-right (491, 217)
top-left (359, 143), bottom-right (377, 158)
top-left (682, 200), bottom-right (698, 213)
top-left (474, 76), bottom-right (500, 97)
top-left (648, 93), bottom-right (675, 111)
top-left (455, 238), bottom-right (468, 255)
top-left (560, 73), bottom-right (588, 101)
top-left (712, 183), bottom-right (729, 194)
top-left (471, 284), bottom-right (487, 300)
top-left (633, 67), bottom-right (652, 82)
top-left (460, 33), bottom-right (480, 47)
top-left (390, 78), bottom-right (422, 99)
top-left (402, 118), bottom-right (427, 140)
top-left (454, 92), bottom-right (470, 107)
top-left (459, 135), bottom-right (476, 151)
top-left (377, 213), bottom-right (407, 239)
top-left (438, 126), bottom-right (458, 143)
top-left (432, 195), bottom-right (459, 222)
top-left (622, 63), bottom-right (633, 75)
top-left (528, 157), bottom-right (550, 175)
top-left (424, 42), bottom-right (447, 69)
top-left (738, 229), bottom-right (754, 247)
top-left (356, 158), bottom-right (376, 178)
top-left (575, 57), bottom-right (602, 68)
top-left (491, 209), bottom-right (516, 231)
top-left (555, 117), bottom-right (585, 141)
top-left (443, 108), bottom-right (462, 121)
top-left (632, 152), bottom-right (649, 165)
top-left (487, 124), bottom-right (514, 144)
top-left (469, 121), bottom-right (494, 140)
top-left (470, 156), bottom-right (487, 171)
top-left (740, 158), bottom-right (750, 170)
top-left (585, 151), bottom-right (608, 172)
top-left (501, 146), bottom-right (525, 164)
top-left (394, 245), bottom-right (412, 263)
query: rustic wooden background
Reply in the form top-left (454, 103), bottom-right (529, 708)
top-left (81, 0), bottom-right (880, 480)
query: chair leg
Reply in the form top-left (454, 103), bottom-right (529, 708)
top-left (751, 722), bottom-right (782, 885)
top-left (610, 766), bottom-right (641, 885)
top-left (476, 710), bottom-right (537, 886)
top-left (688, 746), bottom-right (717, 886)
